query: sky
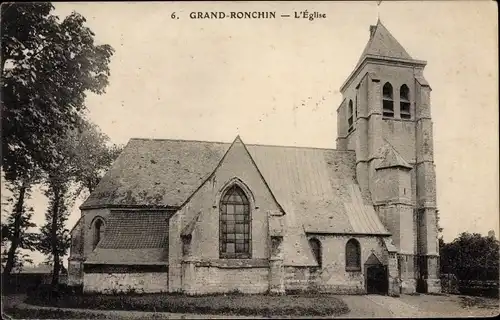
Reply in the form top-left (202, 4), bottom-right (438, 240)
top-left (1, 1), bottom-right (498, 266)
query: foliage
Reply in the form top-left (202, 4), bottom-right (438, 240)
top-left (70, 121), bottom-right (124, 195)
top-left (1, 2), bottom-right (114, 281)
top-left (1, 3), bottom-right (114, 181)
top-left (440, 232), bottom-right (499, 281)
top-left (1, 183), bottom-right (37, 248)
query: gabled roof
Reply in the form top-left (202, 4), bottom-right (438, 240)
top-left (376, 142), bottom-right (412, 170)
top-left (365, 252), bottom-right (383, 265)
top-left (356, 19), bottom-right (413, 66)
top-left (81, 137), bottom-right (391, 266)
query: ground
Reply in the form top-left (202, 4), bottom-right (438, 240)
top-left (2, 293), bottom-right (499, 319)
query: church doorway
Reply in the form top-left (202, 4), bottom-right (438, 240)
top-left (365, 253), bottom-right (388, 295)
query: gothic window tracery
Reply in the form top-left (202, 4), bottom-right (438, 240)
top-left (219, 185), bottom-right (251, 259)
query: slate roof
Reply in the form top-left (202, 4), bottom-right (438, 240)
top-left (81, 139), bottom-right (229, 209)
top-left (82, 137), bottom-right (391, 266)
top-left (356, 20), bottom-right (413, 66)
top-left (85, 211), bottom-right (170, 265)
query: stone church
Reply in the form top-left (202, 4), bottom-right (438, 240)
top-left (68, 21), bottom-right (441, 296)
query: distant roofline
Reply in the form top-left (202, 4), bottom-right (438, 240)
top-left (340, 55), bottom-right (427, 93)
top-left (129, 137), bottom-right (356, 152)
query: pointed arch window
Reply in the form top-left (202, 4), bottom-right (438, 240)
top-left (346, 238), bottom-right (361, 271)
top-left (219, 185), bottom-right (251, 259)
top-left (309, 238), bottom-right (322, 268)
top-left (382, 82), bottom-right (394, 118)
top-left (92, 218), bottom-right (105, 250)
top-left (400, 84), bottom-right (411, 119)
top-left (348, 100), bottom-right (354, 133)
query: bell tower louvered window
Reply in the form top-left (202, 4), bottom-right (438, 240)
top-left (400, 84), bottom-right (411, 119)
top-left (382, 82), bottom-right (394, 118)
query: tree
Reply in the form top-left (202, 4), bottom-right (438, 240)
top-left (36, 121), bottom-right (122, 285)
top-left (1, 3), bottom-right (114, 281)
top-left (37, 176), bottom-right (73, 286)
top-left (71, 121), bottom-right (123, 195)
top-left (1, 182), bottom-right (38, 277)
top-left (440, 232), bottom-right (499, 281)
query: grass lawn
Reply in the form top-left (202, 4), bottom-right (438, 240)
top-left (25, 292), bottom-right (350, 317)
top-left (3, 307), bottom-right (113, 319)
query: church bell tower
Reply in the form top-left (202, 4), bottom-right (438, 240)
top-left (336, 20), bottom-right (441, 294)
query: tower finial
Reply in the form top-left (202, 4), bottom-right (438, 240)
top-left (377, 1), bottom-right (382, 21)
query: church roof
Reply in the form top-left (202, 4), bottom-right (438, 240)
top-left (85, 211), bottom-right (170, 265)
top-left (356, 20), bottom-right (413, 66)
top-left (81, 137), bottom-right (390, 266)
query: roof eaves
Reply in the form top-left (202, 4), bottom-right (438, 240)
top-left (79, 139), bottom-right (133, 210)
top-left (340, 55), bottom-right (427, 93)
top-left (80, 204), bottom-right (179, 210)
top-left (69, 216), bottom-right (83, 235)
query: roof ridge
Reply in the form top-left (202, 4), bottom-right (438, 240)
top-left (129, 137), bottom-right (354, 152)
top-left (130, 137), bottom-right (231, 144)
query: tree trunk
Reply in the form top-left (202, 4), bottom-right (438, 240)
top-left (50, 185), bottom-right (61, 287)
top-left (2, 181), bottom-right (28, 285)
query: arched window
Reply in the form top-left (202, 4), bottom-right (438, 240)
top-left (219, 185), bottom-right (251, 259)
top-left (347, 100), bottom-right (354, 133)
top-left (309, 238), bottom-right (322, 268)
top-left (346, 238), bottom-right (361, 271)
top-left (92, 218), bottom-right (105, 250)
top-left (400, 84), bottom-right (411, 119)
top-left (382, 82), bottom-right (394, 118)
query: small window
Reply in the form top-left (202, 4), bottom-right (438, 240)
top-left (309, 238), bottom-right (322, 268)
top-left (400, 84), bottom-right (411, 119)
top-left (382, 82), bottom-right (394, 118)
top-left (346, 238), bottom-right (361, 271)
top-left (219, 185), bottom-right (251, 259)
top-left (355, 92), bottom-right (359, 118)
top-left (92, 218), bottom-right (105, 250)
top-left (348, 100), bottom-right (354, 133)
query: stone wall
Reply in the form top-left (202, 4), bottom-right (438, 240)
top-left (83, 272), bottom-right (169, 293)
top-left (169, 137), bottom-right (284, 294)
top-left (285, 235), bottom-right (389, 294)
top-left (183, 264), bottom-right (269, 295)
